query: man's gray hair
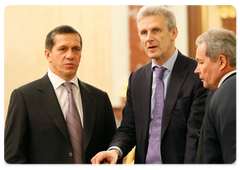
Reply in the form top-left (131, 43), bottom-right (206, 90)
top-left (137, 5), bottom-right (176, 31)
top-left (196, 28), bottom-right (236, 67)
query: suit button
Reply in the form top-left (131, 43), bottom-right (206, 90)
top-left (69, 152), bottom-right (73, 157)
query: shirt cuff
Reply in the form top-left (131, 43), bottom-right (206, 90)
top-left (108, 146), bottom-right (123, 159)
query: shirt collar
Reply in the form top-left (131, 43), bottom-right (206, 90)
top-left (151, 48), bottom-right (178, 71)
top-left (217, 70), bottom-right (236, 88)
top-left (48, 69), bottom-right (79, 90)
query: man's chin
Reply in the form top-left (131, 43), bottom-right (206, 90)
top-left (147, 55), bottom-right (159, 60)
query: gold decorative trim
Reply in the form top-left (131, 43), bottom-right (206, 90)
top-left (201, 5), bottom-right (208, 33)
top-left (219, 5), bottom-right (236, 19)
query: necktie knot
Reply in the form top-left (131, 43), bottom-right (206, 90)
top-left (155, 66), bottom-right (166, 80)
top-left (63, 82), bottom-right (73, 92)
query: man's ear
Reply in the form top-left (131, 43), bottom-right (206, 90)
top-left (218, 55), bottom-right (228, 71)
top-left (171, 26), bottom-right (178, 41)
top-left (44, 49), bottom-right (51, 62)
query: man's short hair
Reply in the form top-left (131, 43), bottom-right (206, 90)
top-left (45, 25), bottom-right (82, 51)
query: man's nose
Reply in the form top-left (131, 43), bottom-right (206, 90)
top-left (66, 50), bottom-right (74, 59)
top-left (146, 32), bottom-right (154, 42)
top-left (194, 64), bottom-right (200, 74)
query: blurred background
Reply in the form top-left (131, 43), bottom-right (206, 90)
top-left (4, 5), bottom-right (236, 126)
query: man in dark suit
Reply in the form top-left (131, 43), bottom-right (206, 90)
top-left (4, 25), bottom-right (117, 164)
top-left (194, 28), bottom-right (236, 163)
top-left (91, 5), bottom-right (208, 164)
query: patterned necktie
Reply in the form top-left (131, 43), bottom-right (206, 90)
top-left (63, 82), bottom-right (83, 164)
top-left (146, 66), bottom-right (166, 164)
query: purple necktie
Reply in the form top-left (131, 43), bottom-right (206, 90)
top-left (146, 67), bottom-right (165, 164)
top-left (63, 82), bottom-right (83, 164)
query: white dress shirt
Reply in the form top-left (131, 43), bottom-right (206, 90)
top-left (47, 70), bottom-right (84, 126)
top-left (217, 70), bottom-right (236, 88)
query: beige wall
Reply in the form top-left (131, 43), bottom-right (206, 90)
top-left (4, 5), bottom-right (224, 122)
top-left (206, 6), bottom-right (222, 30)
top-left (168, 5), bottom-right (189, 56)
top-left (4, 5), bottom-right (130, 121)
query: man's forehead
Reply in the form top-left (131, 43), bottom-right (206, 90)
top-left (54, 33), bottom-right (81, 46)
top-left (54, 33), bottom-right (80, 40)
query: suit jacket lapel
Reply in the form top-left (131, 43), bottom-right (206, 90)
top-left (37, 74), bottom-right (71, 143)
top-left (79, 80), bottom-right (97, 153)
top-left (139, 63), bottom-right (153, 151)
top-left (37, 75), bottom-right (98, 154)
top-left (161, 53), bottom-right (189, 138)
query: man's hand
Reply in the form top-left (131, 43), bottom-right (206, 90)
top-left (91, 149), bottom-right (120, 164)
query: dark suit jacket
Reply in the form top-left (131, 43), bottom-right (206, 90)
top-left (109, 51), bottom-right (208, 163)
top-left (195, 74), bottom-right (236, 163)
top-left (4, 74), bottom-right (117, 164)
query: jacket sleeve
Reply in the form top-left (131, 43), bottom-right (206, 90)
top-left (108, 72), bottom-right (136, 158)
top-left (5, 89), bottom-right (29, 163)
top-left (184, 79), bottom-right (208, 163)
top-left (103, 92), bottom-right (117, 148)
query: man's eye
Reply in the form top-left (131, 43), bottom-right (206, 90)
top-left (74, 48), bottom-right (80, 51)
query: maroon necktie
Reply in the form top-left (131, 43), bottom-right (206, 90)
top-left (63, 82), bottom-right (83, 164)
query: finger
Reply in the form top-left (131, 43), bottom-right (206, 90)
top-left (110, 158), bottom-right (117, 164)
top-left (103, 162), bottom-right (110, 164)
top-left (91, 152), bottom-right (106, 164)
top-left (91, 159), bottom-right (96, 164)
top-left (91, 153), bottom-right (97, 164)
top-left (91, 153), bottom-right (101, 164)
